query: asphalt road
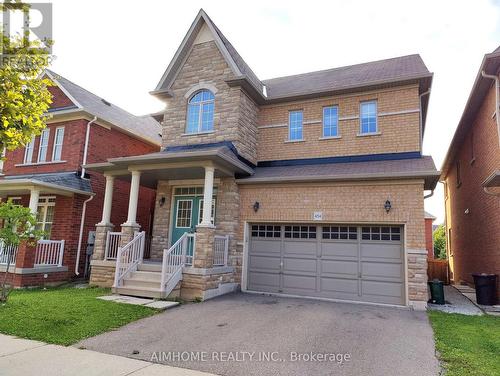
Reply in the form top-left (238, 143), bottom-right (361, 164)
top-left (78, 293), bottom-right (439, 376)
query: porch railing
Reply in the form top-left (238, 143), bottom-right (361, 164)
top-left (185, 233), bottom-right (196, 265)
top-left (113, 231), bottom-right (145, 288)
top-left (213, 235), bottom-right (229, 266)
top-left (105, 232), bottom-right (122, 260)
top-left (0, 241), bottom-right (18, 266)
top-left (35, 240), bottom-right (65, 267)
top-left (161, 232), bottom-right (191, 296)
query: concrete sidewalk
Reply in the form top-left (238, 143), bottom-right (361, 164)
top-left (0, 334), bottom-right (215, 376)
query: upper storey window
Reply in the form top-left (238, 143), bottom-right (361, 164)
top-left (360, 101), bottom-right (378, 134)
top-left (186, 90), bottom-right (215, 134)
top-left (323, 106), bottom-right (339, 137)
top-left (289, 111), bottom-right (303, 141)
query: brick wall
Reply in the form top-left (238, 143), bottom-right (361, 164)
top-left (257, 85), bottom-right (421, 161)
top-left (444, 84), bottom-right (500, 293)
top-left (47, 85), bottom-right (75, 108)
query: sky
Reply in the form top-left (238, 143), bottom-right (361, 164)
top-left (21, 0), bottom-right (500, 223)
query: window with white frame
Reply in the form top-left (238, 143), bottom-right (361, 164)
top-left (323, 106), bottom-right (339, 137)
top-left (360, 101), bottom-right (378, 134)
top-left (23, 137), bottom-right (35, 164)
top-left (289, 110), bottom-right (303, 141)
top-left (186, 90), bottom-right (215, 134)
top-left (36, 197), bottom-right (55, 238)
top-left (198, 199), bottom-right (216, 225)
top-left (52, 127), bottom-right (65, 161)
top-left (37, 129), bottom-right (50, 162)
top-left (176, 199), bottom-right (193, 228)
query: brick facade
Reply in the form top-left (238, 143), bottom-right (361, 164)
top-left (443, 84), bottom-right (500, 297)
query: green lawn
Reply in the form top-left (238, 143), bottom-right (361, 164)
top-left (0, 286), bottom-right (158, 346)
top-left (428, 311), bottom-right (500, 376)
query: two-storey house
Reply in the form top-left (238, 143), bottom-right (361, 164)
top-left (0, 70), bottom-right (160, 287)
top-left (441, 47), bottom-right (500, 301)
top-left (87, 10), bottom-right (439, 309)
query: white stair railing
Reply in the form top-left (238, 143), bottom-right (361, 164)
top-left (213, 235), bottom-right (229, 266)
top-left (113, 231), bottom-right (145, 288)
top-left (35, 240), bottom-right (65, 267)
top-left (160, 232), bottom-right (190, 296)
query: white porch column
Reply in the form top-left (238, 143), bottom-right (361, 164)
top-left (123, 170), bottom-right (141, 226)
top-left (28, 188), bottom-right (40, 215)
top-left (200, 166), bottom-right (215, 227)
top-left (98, 175), bottom-right (114, 226)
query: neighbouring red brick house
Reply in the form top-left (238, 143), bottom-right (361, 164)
top-left (441, 46), bottom-right (500, 300)
top-left (0, 70), bottom-right (161, 287)
top-left (424, 211), bottom-right (436, 259)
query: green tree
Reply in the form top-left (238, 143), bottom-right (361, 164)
top-left (1, 1), bottom-right (53, 152)
top-left (433, 224), bottom-right (446, 260)
top-left (0, 200), bottom-right (44, 302)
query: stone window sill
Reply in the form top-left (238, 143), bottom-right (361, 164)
top-left (181, 131), bottom-right (215, 137)
top-left (284, 139), bottom-right (305, 144)
top-left (15, 160), bottom-right (67, 167)
top-left (356, 132), bottom-right (382, 137)
top-left (319, 135), bottom-right (341, 140)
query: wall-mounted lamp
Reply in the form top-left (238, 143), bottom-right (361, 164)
top-left (159, 196), bottom-right (166, 207)
top-left (384, 199), bottom-right (392, 213)
top-left (253, 201), bottom-right (260, 213)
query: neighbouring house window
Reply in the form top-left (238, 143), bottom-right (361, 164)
top-left (36, 197), bottom-right (55, 238)
top-left (52, 127), bottom-right (65, 161)
top-left (8, 197), bottom-right (22, 205)
top-left (456, 161), bottom-right (461, 187)
top-left (37, 129), bottom-right (50, 162)
top-left (198, 199), bottom-right (216, 225)
top-left (186, 90), bottom-right (215, 134)
top-left (23, 137), bottom-right (35, 164)
top-left (289, 110), bottom-right (303, 141)
top-left (323, 106), bottom-right (339, 137)
top-left (360, 101), bottom-right (378, 134)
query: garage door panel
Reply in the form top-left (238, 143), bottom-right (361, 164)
top-left (321, 260), bottom-right (358, 277)
top-left (361, 280), bottom-right (403, 303)
top-left (248, 272), bottom-right (280, 292)
top-left (321, 242), bottom-right (358, 258)
top-left (251, 239), bottom-right (281, 254)
top-left (282, 273), bottom-right (316, 291)
top-left (249, 255), bottom-right (281, 271)
top-left (321, 277), bottom-right (359, 294)
top-left (283, 257), bottom-right (317, 273)
top-left (362, 261), bottom-right (403, 280)
top-left (361, 243), bottom-right (401, 260)
top-left (284, 241), bottom-right (316, 256)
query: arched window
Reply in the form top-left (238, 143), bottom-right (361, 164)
top-left (186, 90), bottom-right (215, 133)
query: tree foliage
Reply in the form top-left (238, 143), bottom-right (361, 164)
top-left (433, 224), bottom-right (446, 260)
top-left (0, 200), bottom-right (44, 302)
top-left (0, 1), bottom-right (53, 152)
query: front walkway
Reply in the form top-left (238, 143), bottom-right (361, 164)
top-left (78, 293), bottom-right (439, 376)
top-left (0, 334), bottom-right (214, 376)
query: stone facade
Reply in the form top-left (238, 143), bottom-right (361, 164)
top-left (161, 41), bottom-right (259, 164)
top-left (89, 260), bottom-right (116, 287)
top-left (150, 181), bottom-right (173, 259)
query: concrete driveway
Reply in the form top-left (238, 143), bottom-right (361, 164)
top-left (78, 293), bottom-right (439, 376)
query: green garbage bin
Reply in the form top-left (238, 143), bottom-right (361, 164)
top-left (428, 279), bottom-right (445, 305)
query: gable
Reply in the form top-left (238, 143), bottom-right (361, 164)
top-left (47, 85), bottom-right (77, 111)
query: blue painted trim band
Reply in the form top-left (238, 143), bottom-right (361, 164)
top-left (257, 152), bottom-right (422, 167)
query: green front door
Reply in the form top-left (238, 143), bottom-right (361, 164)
top-left (171, 192), bottom-right (216, 261)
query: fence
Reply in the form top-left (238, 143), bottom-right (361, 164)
top-left (427, 259), bottom-right (449, 284)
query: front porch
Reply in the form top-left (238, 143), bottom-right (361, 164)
top-left (85, 145), bottom-right (252, 300)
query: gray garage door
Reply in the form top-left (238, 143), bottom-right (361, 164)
top-left (247, 224), bottom-right (405, 305)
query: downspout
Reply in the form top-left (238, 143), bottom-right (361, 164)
top-left (75, 195), bottom-right (94, 275)
top-left (481, 71), bottom-right (500, 146)
top-left (419, 90), bottom-right (431, 153)
top-left (81, 116), bottom-right (97, 178)
top-left (424, 190), bottom-right (434, 199)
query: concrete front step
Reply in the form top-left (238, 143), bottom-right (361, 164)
top-left (114, 286), bottom-right (164, 299)
top-left (129, 270), bottom-right (162, 282)
top-left (137, 263), bottom-right (162, 272)
top-left (122, 278), bottom-right (161, 289)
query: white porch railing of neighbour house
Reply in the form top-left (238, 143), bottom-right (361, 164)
top-left (104, 232), bottom-right (122, 260)
top-left (35, 240), bottom-right (65, 267)
top-left (113, 231), bottom-right (145, 288)
top-left (213, 235), bottom-right (229, 266)
top-left (0, 240), bottom-right (18, 266)
top-left (160, 232), bottom-right (191, 296)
